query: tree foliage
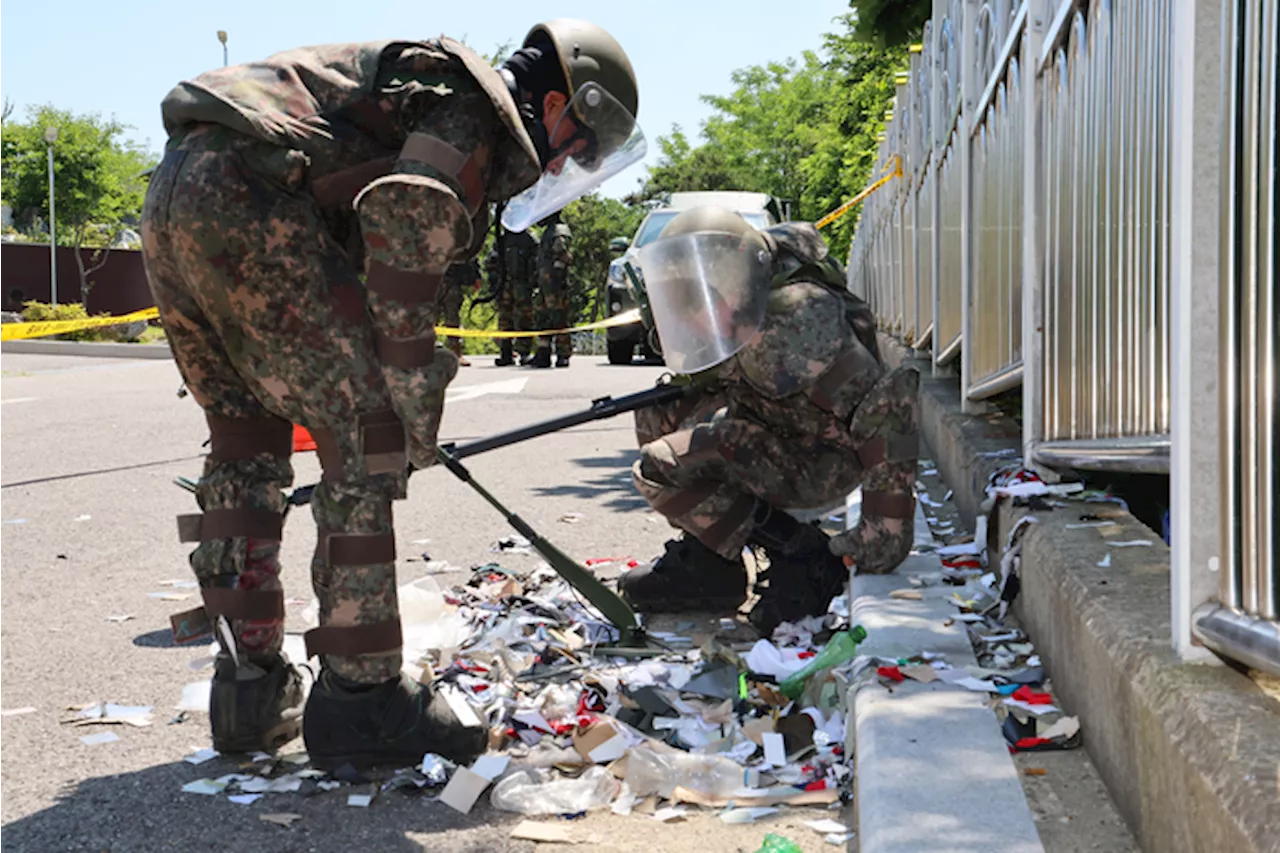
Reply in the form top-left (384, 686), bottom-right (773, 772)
top-left (625, 15), bottom-right (906, 260)
top-left (847, 0), bottom-right (932, 48)
top-left (1, 105), bottom-right (158, 291)
top-left (560, 194), bottom-right (645, 321)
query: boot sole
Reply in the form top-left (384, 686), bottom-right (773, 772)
top-left (624, 595), bottom-right (746, 614)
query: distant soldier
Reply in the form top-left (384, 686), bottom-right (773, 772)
top-left (486, 227), bottom-right (539, 365)
top-left (440, 260), bottom-right (480, 366)
top-left (533, 212), bottom-right (573, 367)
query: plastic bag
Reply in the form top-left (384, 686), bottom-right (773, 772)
top-left (623, 743), bottom-right (755, 800)
top-left (490, 766), bottom-right (619, 815)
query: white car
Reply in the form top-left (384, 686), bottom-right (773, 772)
top-left (604, 191), bottom-right (788, 365)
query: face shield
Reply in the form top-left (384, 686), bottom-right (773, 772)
top-left (501, 83), bottom-right (646, 232)
top-left (634, 231), bottom-right (772, 374)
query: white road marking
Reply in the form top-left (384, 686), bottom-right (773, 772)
top-left (0, 397), bottom-right (37, 404)
top-left (445, 377), bottom-right (528, 404)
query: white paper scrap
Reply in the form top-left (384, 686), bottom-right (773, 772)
top-left (184, 748), bottom-right (219, 765)
top-left (182, 778), bottom-right (227, 795)
top-left (470, 754), bottom-right (511, 781)
top-left (806, 818), bottom-right (850, 834)
top-left (1004, 698), bottom-right (1062, 716)
top-left (228, 794), bottom-right (263, 805)
top-left (1097, 553), bottom-right (1112, 568)
top-left (653, 805), bottom-right (688, 822)
top-left (1040, 716), bottom-right (1081, 740)
top-left (439, 766), bottom-right (491, 814)
top-left (761, 732), bottom-right (787, 767)
top-left (440, 686), bottom-right (483, 728)
top-left (347, 794), bottom-right (374, 807)
top-left (721, 807), bottom-right (780, 824)
top-left (1111, 540), bottom-right (1154, 547)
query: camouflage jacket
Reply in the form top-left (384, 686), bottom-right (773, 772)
top-left (160, 39), bottom-right (542, 273)
top-left (709, 223), bottom-right (885, 448)
top-left (537, 223), bottom-right (573, 291)
top-left (485, 229), bottom-right (539, 294)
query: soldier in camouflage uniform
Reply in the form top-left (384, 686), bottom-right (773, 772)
top-left (617, 207), bottom-right (920, 635)
top-left (140, 20), bottom-right (642, 767)
top-left (440, 260), bottom-right (480, 366)
top-left (486, 226), bottom-right (538, 365)
top-left (532, 212), bottom-right (573, 367)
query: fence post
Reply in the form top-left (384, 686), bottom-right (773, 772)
top-left (959, 0), bottom-right (978, 413)
top-left (1169, 0), bottom-right (1223, 660)
top-left (930, 0), bottom-right (947, 378)
top-left (1022, 1), bottom-right (1047, 467)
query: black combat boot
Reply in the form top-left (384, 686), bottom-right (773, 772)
top-left (747, 504), bottom-right (847, 636)
top-left (210, 653), bottom-right (305, 754)
top-left (495, 340), bottom-right (515, 366)
top-left (618, 536), bottom-right (748, 612)
top-left (555, 354), bottom-right (570, 368)
top-left (303, 670), bottom-right (488, 770)
top-left (529, 346), bottom-right (552, 368)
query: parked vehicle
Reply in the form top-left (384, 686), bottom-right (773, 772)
top-left (604, 191), bottom-right (789, 365)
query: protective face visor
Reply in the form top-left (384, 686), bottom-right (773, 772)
top-left (502, 83), bottom-right (646, 232)
top-left (634, 231), bottom-right (772, 375)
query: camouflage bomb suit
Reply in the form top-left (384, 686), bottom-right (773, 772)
top-left (632, 223), bottom-right (920, 573)
top-left (140, 40), bottom-right (540, 684)
top-left (440, 259), bottom-right (480, 359)
top-left (486, 229), bottom-right (538, 358)
top-left (536, 221), bottom-right (573, 358)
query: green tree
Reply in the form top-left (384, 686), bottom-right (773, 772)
top-left (626, 14), bottom-right (906, 260)
top-left (0, 105), bottom-right (158, 293)
top-left (848, 0), bottom-right (932, 48)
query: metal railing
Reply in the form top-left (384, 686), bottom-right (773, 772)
top-left (847, 0), bottom-right (1171, 472)
top-left (1193, 0), bottom-right (1280, 674)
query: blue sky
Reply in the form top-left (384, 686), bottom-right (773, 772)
top-left (1, 1), bottom-right (851, 199)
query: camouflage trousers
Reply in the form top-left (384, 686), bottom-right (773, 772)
top-left (438, 280), bottom-right (464, 359)
top-left (632, 388), bottom-right (867, 560)
top-left (496, 283), bottom-right (535, 358)
top-left (141, 126), bottom-right (423, 685)
top-left (535, 282), bottom-right (573, 357)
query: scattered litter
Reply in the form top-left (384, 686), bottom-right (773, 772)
top-left (75, 514), bottom-right (92, 522)
top-left (1040, 716), bottom-right (1081, 740)
top-left (491, 535), bottom-right (533, 555)
top-left (4, 518), bottom-right (29, 524)
top-left (228, 793), bottom-right (263, 805)
top-left (69, 702), bottom-right (154, 727)
top-left (182, 778), bottom-right (228, 795)
top-left (1097, 553), bottom-right (1112, 568)
top-left (79, 731), bottom-right (120, 746)
top-left (1110, 539), bottom-right (1154, 548)
top-left (148, 592), bottom-right (193, 602)
top-left (183, 747), bottom-right (218, 765)
top-left (177, 681), bottom-right (211, 713)
top-left (899, 664), bottom-right (939, 683)
top-left (317, 780), bottom-right (343, 791)
top-left (558, 512), bottom-right (586, 524)
top-left (754, 834), bottom-right (804, 853)
top-left (105, 614), bottom-right (135, 623)
top-left (471, 754), bottom-right (511, 781)
top-left (347, 793), bottom-right (374, 807)
top-left (510, 821), bottom-right (581, 843)
top-left (653, 805), bottom-right (689, 822)
top-left (824, 832), bottom-right (856, 845)
top-left (721, 807), bottom-right (781, 824)
top-left (1024, 767), bottom-right (1048, 776)
top-left (1065, 521), bottom-right (1117, 529)
top-left (1, 707), bottom-right (37, 717)
top-left (440, 766), bottom-right (492, 814)
top-left (889, 589), bottom-right (922, 601)
top-left (259, 813), bottom-right (303, 827)
top-left (158, 579), bottom-right (200, 589)
top-left (805, 818), bottom-right (850, 834)
top-left (491, 767), bottom-right (620, 816)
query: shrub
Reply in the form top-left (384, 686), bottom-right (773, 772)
top-left (20, 300), bottom-right (125, 341)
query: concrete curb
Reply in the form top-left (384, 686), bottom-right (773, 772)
top-left (877, 334), bottom-right (1280, 853)
top-left (1, 340), bottom-right (173, 359)
top-left (847, 552), bottom-right (1045, 853)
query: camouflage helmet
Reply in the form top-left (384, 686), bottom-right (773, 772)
top-left (523, 19), bottom-right (639, 162)
top-left (659, 205), bottom-right (767, 248)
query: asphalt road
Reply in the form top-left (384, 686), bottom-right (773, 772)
top-left (0, 352), bottom-right (850, 853)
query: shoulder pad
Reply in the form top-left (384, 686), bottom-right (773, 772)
top-left (735, 282), bottom-right (849, 399)
top-left (763, 223), bottom-right (829, 265)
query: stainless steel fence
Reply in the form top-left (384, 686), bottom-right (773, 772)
top-left (1193, 0), bottom-right (1280, 673)
top-left (847, 0), bottom-right (1171, 472)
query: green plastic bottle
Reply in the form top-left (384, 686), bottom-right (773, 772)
top-left (753, 833), bottom-right (804, 853)
top-left (778, 625), bottom-right (868, 700)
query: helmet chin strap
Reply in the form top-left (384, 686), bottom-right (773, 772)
top-left (499, 67), bottom-right (552, 168)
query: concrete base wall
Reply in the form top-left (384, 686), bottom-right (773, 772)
top-left (877, 334), bottom-right (1280, 853)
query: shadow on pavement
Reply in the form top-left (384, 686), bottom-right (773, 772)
top-left (531, 449), bottom-right (648, 512)
top-left (2, 759), bottom-right (534, 853)
top-left (131, 628), bottom-right (182, 649)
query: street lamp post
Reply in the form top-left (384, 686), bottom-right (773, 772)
top-left (217, 30), bottom-right (228, 67)
top-left (44, 125), bottom-right (58, 306)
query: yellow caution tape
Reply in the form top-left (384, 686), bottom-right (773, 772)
top-left (815, 155), bottom-right (904, 230)
top-left (1, 306), bottom-right (644, 343)
top-left (435, 309), bottom-right (642, 339)
top-left (0, 307), bottom-right (161, 342)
